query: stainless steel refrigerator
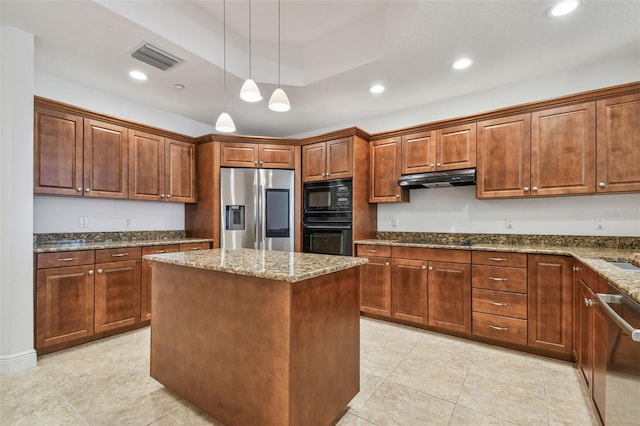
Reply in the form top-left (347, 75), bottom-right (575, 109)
top-left (220, 167), bottom-right (295, 251)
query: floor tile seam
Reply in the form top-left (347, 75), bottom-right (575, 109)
top-left (54, 384), bottom-right (90, 426)
top-left (462, 369), bottom-right (546, 395)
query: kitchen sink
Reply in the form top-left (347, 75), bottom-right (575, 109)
top-left (608, 262), bottom-right (640, 273)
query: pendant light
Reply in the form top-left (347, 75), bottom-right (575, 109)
top-left (216, 0), bottom-right (236, 133)
top-left (269, 0), bottom-right (290, 112)
top-left (240, 0), bottom-right (262, 102)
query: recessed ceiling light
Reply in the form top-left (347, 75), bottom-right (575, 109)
top-left (369, 84), bottom-right (385, 94)
top-left (452, 58), bottom-right (473, 70)
top-left (174, 84), bottom-right (185, 90)
top-left (129, 70), bottom-right (148, 81)
top-left (549, 0), bottom-right (580, 17)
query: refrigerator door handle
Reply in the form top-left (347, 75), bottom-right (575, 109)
top-left (258, 182), bottom-right (265, 250)
top-left (253, 180), bottom-right (260, 250)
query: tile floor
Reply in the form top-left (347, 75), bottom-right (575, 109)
top-left (1, 317), bottom-right (598, 425)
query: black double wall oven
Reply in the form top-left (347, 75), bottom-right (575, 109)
top-left (303, 179), bottom-right (353, 256)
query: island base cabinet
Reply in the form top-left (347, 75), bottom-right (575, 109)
top-left (94, 260), bottom-right (141, 333)
top-left (36, 265), bottom-right (95, 350)
top-left (150, 262), bottom-right (360, 426)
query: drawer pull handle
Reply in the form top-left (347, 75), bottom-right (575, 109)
top-left (57, 257), bottom-right (78, 262)
top-left (156, 250), bottom-right (168, 253)
top-left (488, 257), bottom-right (508, 262)
top-left (489, 325), bottom-right (508, 331)
top-left (189, 248), bottom-right (201, 250)
top-left (111, 253), bottom-right (129, 257)
top-left (489, 301), bottom-right (508, 307)
top-left (488, 277), bottom-right (508, 281)
top-left (368, 249), bottom-right (380, 253)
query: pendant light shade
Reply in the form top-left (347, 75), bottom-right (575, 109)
top-left (240, 78), bottom-right (262, 102)
top-left (215, 112), bottom-right (236, 133)
top-left (269, 0), bottom-right (290, 112)
top-left (268, 88), bottom-right (290, 112)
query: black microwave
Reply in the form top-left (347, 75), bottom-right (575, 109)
top-left (303, 179), bottom-right (352, 213)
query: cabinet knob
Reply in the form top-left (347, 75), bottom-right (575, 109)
top-left (166, 195), bottom-right (171, 199)
top-left (532, 186), bottom-right (538, 191)
top-left (428, 266), bottom-right (433, 271)
top-left (97, 269), bottom-right (103, 274)
top-left (572, 266), bottom-right (581, 272)
top-left (523, 186), bottom-right (529, 191)
top-left (436, 163), bottom-right (441, 167)
top-left (254, 161), bottom-right (258, 164)
top-left (85, 188), bottom-right (91, 192)
top-left (259, 161), bottom-right (263, 165)
top-left (395, 194), bottom-right (400, 198)
top-left (161, 194), bottom-right (165, 198)
top-left (88, 270), bottom-right (94, 275)
top-left (584, 298), bottom-right (594, 307)
top-left (76, 187), bottom-right (82, 192)
top-left (430, 163), bottom-right (435, 167)
top-left (598, 182), bottom-right (606, 188)
top-left (385, 262), bottom-right (390, 266)
top-left (421, 265), bottom-right (427, 270)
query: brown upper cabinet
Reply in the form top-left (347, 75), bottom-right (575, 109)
top-left (401, 123), bottom-right (476, 174)
top-left (477, 102), bottom-right (596, 199)
top-left (129, 129), bottom-right (196, 203)
top-left (302, 137), bottom-right (352, 182)
top-left (221, 142), bottom-right (295, 169)
top-left (369, 137), bottom-right (409, 203)
top-left (596, 93), bottom-right (640, 193)
top-left (35, 107), bottom-right (128, 199)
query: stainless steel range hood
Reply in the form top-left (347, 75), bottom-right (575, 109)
top-left (397, 168), bottom-right (476, 189)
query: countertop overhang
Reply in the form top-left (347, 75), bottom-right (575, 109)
top-left (144, 248), bottom-right (368, 283)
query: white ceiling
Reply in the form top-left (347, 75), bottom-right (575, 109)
top-left (2, 0), bottom-right (640, 137)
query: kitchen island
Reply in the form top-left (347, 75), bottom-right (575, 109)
top-left (144, 248), bottom-right (367, 426)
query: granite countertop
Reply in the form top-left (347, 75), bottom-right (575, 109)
top-left (355, 239), bottom-right (640, 305)
top-left (34, 238), bottom-right (213, 253)
top-left (144, 248), bottom-right (368, 283)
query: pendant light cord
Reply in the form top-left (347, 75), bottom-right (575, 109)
top-left (249, 0), bottom-right (252, 79)
top-left (277, 0), bottom-right (281, 86)
top-left (223, 0), bottom-right (227, 110)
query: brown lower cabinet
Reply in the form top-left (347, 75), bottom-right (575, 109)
top-left (391, 258), bottom-right (428, 324)
top-left (35, 241), bottom-right (210, 352)
top-left (356, 245), bottom-right (391, 316)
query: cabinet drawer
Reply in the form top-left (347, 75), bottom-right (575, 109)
top-left (179, 242), bottom-right (210, 251)
top-left (472, 289), bottom-right (527, 319)
top-left (391, 246), bottom-right (470, 263)
top-left (472, 251), bottom-right (527, 268)
top-left (37, 250), bottom-right (95, 269)
top-left (141, 244), bottom-right (180, 256)
top-left (473, 312), bottom-right (528, 346)
top-left (95, 247), bottom-right (141, 263)
top-left (472, 265), bottom-right (527, 293)
top-left (356, 245), bottom-right (391, 257)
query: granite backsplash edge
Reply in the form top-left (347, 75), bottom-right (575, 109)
top-left (376, 232), bottom-right (640, 250)
top-left (34, 230), bottom-right (186, 246)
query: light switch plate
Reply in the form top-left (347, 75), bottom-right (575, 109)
top-left (594, 217), bottom-right (606, 230)
top-left (79, 217), bottom-right (89, 228)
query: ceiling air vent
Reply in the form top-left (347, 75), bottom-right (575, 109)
top-left (131, 43), bottom-right (183, 71)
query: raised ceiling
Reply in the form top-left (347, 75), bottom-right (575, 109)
top-left (2, 0), bottom-right (639, 137)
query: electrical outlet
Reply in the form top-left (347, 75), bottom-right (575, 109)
top-left (124, 217), bottom-right (132, 228)
top-left (79, 217), bottom-right (89, 228)
top-left (505, 217), bottom-right (514, 230)
top-left (594, 216), bottom-right (606, 230)
top-left (392, 217), bottom-right (399, 228)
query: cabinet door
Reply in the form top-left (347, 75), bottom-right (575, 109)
top-left (129, 130), bottom-right (165, 200)
top-left (360, 256), bottom-right (391, 317)
top-left (596, 93), bottom-right (640, 192)
top-left (531, 102), bottom-right (595, 196)
top-left (528, 255), bottom-right (573, 353)
top-left (302, 142), bottom-right (327, 182)
top-left (94, 260), bottom-right (141, 333)
top-left (428, 261), bottom-right (471, 334)
top-left (391, 258), bottom-right (427, 324)
top-left (259, 144), bottom-right (295, 169)
top-left (369, 137), bottom-right (408, 203)
top-left (83, 119), bottom-right (128, 199)
top-left (477, 114), bottom-right (531, 198)
top-left (326, 137), bottom-right (353, 179)
top-left (220, 142), bottom-right (259, 168)
top-left (578, 281), bottom-right (594, 387)
top-left (165, 139), bottom-right (196, 203)
top-left (36, 265), bottom-right (94, 349)
top-left (34, 107), bottom-right (84, 196)
top-left (401, 131), bottom-right (436, 174)
top-left (437, 123), bottom-right (476, 171)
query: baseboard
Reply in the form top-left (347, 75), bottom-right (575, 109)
top-left (0, 349), bottom-right (37, 375)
